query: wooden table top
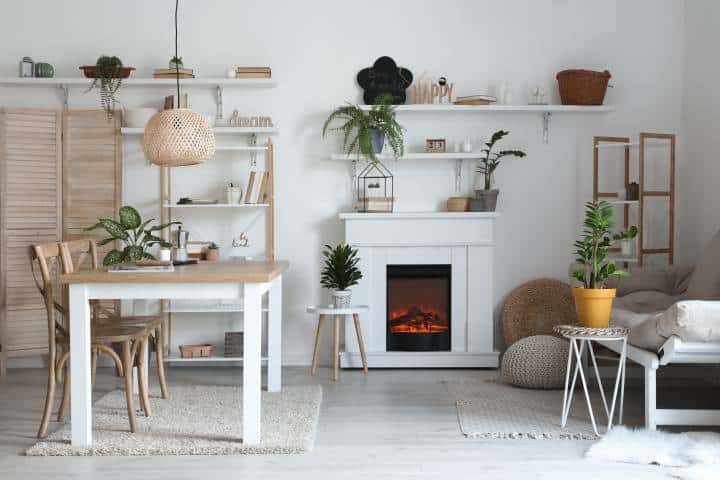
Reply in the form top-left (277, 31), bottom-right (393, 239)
top-left (60, 260), bottom-right (289, 284)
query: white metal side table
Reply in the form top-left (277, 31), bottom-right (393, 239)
top-left (554, 325), bottom-right (629, 436)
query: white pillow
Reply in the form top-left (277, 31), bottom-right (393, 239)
top-left (656, 301), bottom-right (720, 343)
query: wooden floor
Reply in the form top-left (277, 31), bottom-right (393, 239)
top-left (0, 367), bottom-right (682, 479)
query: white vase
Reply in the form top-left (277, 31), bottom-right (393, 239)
top-left (332, 290), bottom-right (351, 308)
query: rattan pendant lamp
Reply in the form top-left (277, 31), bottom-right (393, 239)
top-left (143, 0), bottom-right (215, 167)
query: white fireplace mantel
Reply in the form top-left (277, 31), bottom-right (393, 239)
top-left (339, 211), bottom-right (499, 368)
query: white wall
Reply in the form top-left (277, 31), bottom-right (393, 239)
top-left (680, 0), bottom-right (720, 264)
top-left (0, 0), bottom-right (686, 365)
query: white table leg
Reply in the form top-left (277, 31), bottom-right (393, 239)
top-left (69, 284), bottom-right (92, 447)
top-left (267, 275), bottom-right (282, 392)
top-left (243, 283), bottom-right (262, 445)
top-left (572, 339), bottom-right (599, 436)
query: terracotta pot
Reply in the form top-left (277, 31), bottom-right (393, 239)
top-left (469, 189), bottom-right (499, 212)
top-left (205, 248), bottom-right (220, 261)
top-left (572, 287), bottom-right (616, 328)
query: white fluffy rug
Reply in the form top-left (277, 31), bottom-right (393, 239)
top-left (446, 378), bottom-right (642, 439)
top-left (26, 384), bottom-right (322, 456)
top-left (586, 426), bottom-right (720, 468)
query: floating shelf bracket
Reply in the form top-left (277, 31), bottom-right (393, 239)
top-left (455, 158), bottom-right (463, 193)
top-left (542, 111), bottom-right (552, 144)
top-left (58, 84), bottom-right (69, 110)
top-left (216, 85), bottom-right (223, 121)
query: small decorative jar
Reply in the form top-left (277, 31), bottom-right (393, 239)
top-left (19, 57), bottom-right (34, 78)
top-left (34, 62), bottom-right (54, 78)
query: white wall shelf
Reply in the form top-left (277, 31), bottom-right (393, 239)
top-left (331, 152), bottom-right (485, 161)
top-left (121, 126), bottom-right (278, 135)
top-left (357, 103), bottom-right (614, 143)
top-left (165, 354), bottom-right (269, 364)
top-left (359, 104), bottom-right (614, 113)
top-left (163, 203), bottom-right (269, 209)
top-left (608, 200), bottom-right (639, 205)
top-left (0, 76), bottom-right (276, 88)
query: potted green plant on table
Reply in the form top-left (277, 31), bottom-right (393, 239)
top-left (205, 242), bottom-right (220, 261)
top-left (322, 93), bottom-right (404, 164)
top-left (471, 130), bottom-right (527, 212)
top-left (82, 55), bottom-right (135, 120)
top-left (615, 225), bottom-right (638, 257)
top-left (571, 200), bottom-right (635, 327)
top-left (320, 243), bottom-right (362, 308)
top-left (85, 206), bottom-right (179, 265)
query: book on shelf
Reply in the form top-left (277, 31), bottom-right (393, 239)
top-left (154, 73), bottom-right (195, 79)
top-left (236, 66), bottom-right (271, 73)
top-left (454, 95), bottom-right (497, 105)
top-left (109, 264), bottom-right (175, 273)
top-left (154, 67), bottom-right (195, 75)
top-left (235, 72), bottom-right (271, 79)
top-left (244, 171), bottom-right (257, 203)
top-left (253, 171), bottom-right (269, 203)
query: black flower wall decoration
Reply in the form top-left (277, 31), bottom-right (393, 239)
top-left (357, 56), bottom-right (413, 105)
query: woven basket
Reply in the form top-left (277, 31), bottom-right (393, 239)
top-left (179, 344), bottom-right (213, 358)
top-left (556, 69), bottom-right (611, 105)
top-left (143, 108), bottom-right (215, 166)
top-left (501, 278), bottom-right (578, 347)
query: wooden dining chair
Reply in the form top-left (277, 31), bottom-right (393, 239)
top-left (59, 239), bottom-right (169, 403)
top-left (31, 241), bottom-right (148, 438)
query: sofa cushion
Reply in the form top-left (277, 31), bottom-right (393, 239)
top-left (656, 300), bottom-right (720, 343)
top-left (613, 290), bottom-right (678, 314)
top-left (611, 305), bottom-right (666, 350)
top-left (683, 230), bottom-right (720, 300)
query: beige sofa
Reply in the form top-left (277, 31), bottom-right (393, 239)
top-left (602, 231), bottom-right (720, 429)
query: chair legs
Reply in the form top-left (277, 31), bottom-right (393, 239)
top-left (154, 323), bottom-right (169, 400)
top-left (57, 364), bottom-right (70, 422)
top-left (37, 361), bottom-right (56, 438)
top-left (136, 338), bottom-right (152, 417)
top-left (122, 340), bottom-right (138, 433)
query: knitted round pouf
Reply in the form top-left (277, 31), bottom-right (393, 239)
top-left (501, 335), bottom-right (569, 389)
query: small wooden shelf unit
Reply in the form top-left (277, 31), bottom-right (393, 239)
top-left (593, 133), bottom-right (676, 266)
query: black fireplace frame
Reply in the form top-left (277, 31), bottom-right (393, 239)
top-left (386, 264), bottom-right (451, 352)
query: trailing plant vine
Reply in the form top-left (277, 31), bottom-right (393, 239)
top-left (87, 55), bottom-right (124, 120)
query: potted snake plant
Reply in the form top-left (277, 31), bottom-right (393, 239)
top-left (571, 200), bottom-right (635, 327)
top-left (320, 243), bottom-right (362, 308)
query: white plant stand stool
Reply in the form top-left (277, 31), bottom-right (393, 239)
top-left (307, 305), bottom-right (369, 381)
top-left (554, 325), bottom-right (629, 436)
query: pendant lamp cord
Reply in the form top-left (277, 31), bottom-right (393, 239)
top-left (175, 0), bottom-right (180, 108)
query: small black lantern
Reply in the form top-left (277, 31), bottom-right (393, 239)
top-left (357, 161), bottom-right (393, 212)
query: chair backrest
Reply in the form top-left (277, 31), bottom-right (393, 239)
top-left (59, 238), bottom-right (100, 275)
top-left (29, 242), bottom-right (66, 348)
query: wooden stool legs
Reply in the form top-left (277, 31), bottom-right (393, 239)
top-left (333, 315), bottom-right (341, 381)
top-left (310, 312), bottom-right (369, 380)
top-left (352, 314), bottom-right (369, 374)
top-left (310, 314), bottom-right (325, 375)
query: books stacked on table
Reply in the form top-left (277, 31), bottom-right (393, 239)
top-left (235, 66), bottom-right (271, 79)
top-left (153, 67), bottom-right (195, 79)
top-left (454, 95), bottom-right (497, 106)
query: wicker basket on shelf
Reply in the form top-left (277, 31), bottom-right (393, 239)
top-left (556, 69), bottom-right (611, 105)
top-left (179, 344), bottom-right (213, 358)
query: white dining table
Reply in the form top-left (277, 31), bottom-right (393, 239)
top-left (60, 260), bottom-right (288, 448)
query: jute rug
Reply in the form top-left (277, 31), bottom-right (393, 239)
top-left (446, 377), bottom-right (641, 440)
top-left (27, 384), bottom-right (322, 456)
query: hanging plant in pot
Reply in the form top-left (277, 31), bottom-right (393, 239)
top-left (571, 200), bottom-right (635, 327)
top-left (82, 55), bottom-right (135, 120)
top-left (470, 130), bottom-right (526, 212)
top-left (320, 243), bottom-right (362, 308)
top-left (322, 93), bottom-right (404, 164)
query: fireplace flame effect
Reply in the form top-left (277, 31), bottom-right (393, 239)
top-left (389, 305), bottom-right (448, 334)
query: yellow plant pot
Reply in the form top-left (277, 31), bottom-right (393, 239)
top-left (572, 287), bottom-right (616, 328)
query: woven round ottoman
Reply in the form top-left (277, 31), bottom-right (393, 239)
top-left (501, 335), bottom-right (569, 389)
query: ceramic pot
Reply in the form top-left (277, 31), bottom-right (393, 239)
top-left (124, 108), bottom-right (158, 128)
top-left (620, 239), bottom-right (633, 257)
top-left (572, 287), bottom-right (616, 328)
top-left (469, 189), bottom-right (499, 212)
top-left (205, 248), bottom-right (220, 262)
top-left (369, 128), bottom-right (385, 154)
top-left (332, 290), bottom-right (351, 308)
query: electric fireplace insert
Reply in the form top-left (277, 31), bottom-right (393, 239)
top-left (386, 264), bottom-right (451, 352)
